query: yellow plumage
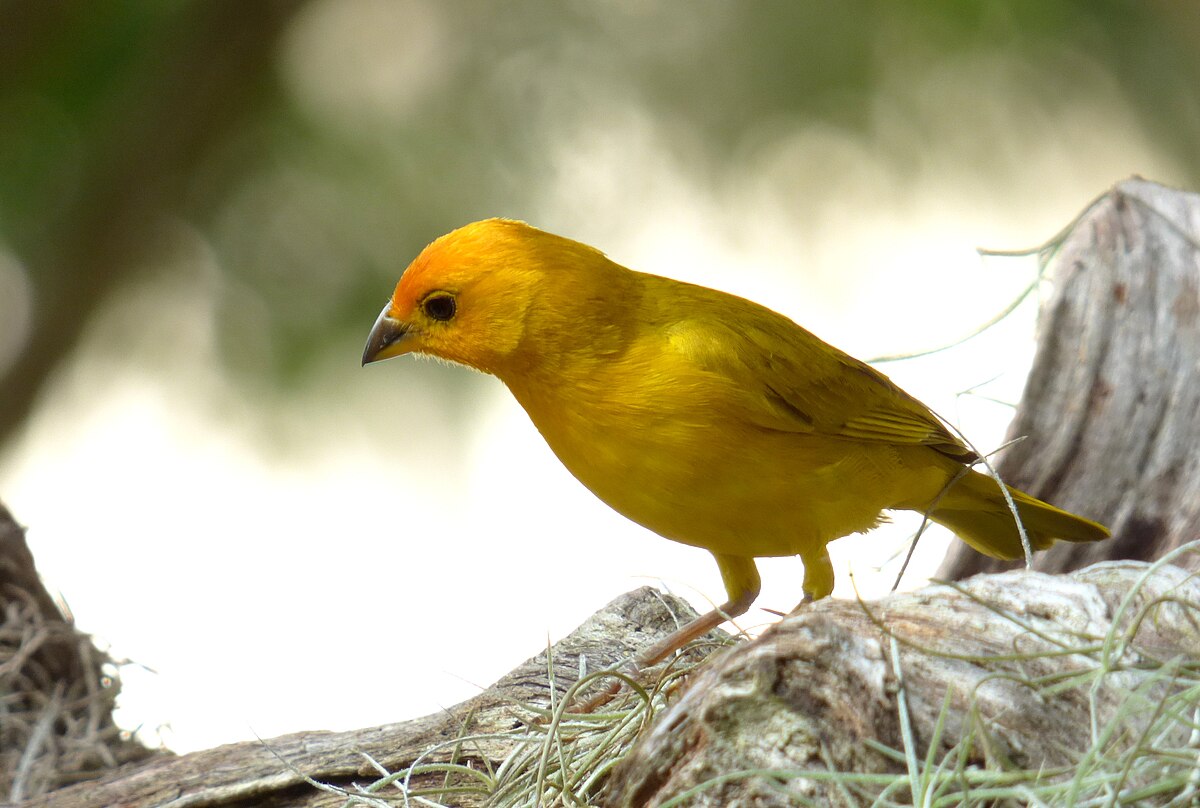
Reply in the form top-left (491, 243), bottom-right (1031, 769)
top-left (363, 218), bottom-right (1109, 664)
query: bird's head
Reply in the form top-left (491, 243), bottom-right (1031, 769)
top-left (361, 218), bottom-right (614, 378)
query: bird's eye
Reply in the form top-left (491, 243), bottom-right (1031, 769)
top-left (423, 293), bottom-right (456, 322)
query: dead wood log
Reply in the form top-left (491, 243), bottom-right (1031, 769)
top-left (607, 554), bottom-right (1200, 807)
top-left (15, 586), bottom-right (705, 808)
top-left (939, 177), bottom-right (1200, 580)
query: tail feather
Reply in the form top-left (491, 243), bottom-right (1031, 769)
top-left (928, 469), bottom-right (1109, 561)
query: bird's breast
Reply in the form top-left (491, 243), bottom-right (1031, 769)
top-left (504, 372), bottom-right (911, 558)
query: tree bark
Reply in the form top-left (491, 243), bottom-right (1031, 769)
top-left (938, 177), bottom-right (1200, 581)
top-left (14, 582), bottom-right (707, 808)
top-left (607, 556), bottom-right (1200, 807)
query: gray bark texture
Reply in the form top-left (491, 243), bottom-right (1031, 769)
top-left (938, 177), bottom-right (1200, 580)
top-left (605, 556), bottom-right (1200, 807)
top-left (10, 575), bottom-right (705, 808)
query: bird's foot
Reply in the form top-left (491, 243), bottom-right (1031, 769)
top-left (786, 592), bottom-right (814, 617)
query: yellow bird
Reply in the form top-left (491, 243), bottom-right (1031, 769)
top-left (362, 219), bottom-right (1109, 666)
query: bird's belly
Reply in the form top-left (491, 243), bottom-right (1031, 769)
top-left (529, 405), bottom-right (932, 558)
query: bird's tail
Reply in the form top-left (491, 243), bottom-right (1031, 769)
top-left (927, 468), bottom-right (1109, 560)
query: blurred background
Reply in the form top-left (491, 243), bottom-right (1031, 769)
top-left (1, 1), bottom-right (1198, 753)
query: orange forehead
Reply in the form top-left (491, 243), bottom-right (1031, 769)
top-left (388, 252), bottom-right (432, 315)
top-left (388, 218), bottom-right (533, 313)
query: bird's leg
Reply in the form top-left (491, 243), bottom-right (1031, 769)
top-left (788, 547), bottom-right (834, 614)
top-left (571, 555), bottom-right (760, 713)
top-left (634, 553), bottom-right (761, 668)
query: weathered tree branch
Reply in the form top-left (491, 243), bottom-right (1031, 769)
top-left (14, 582), bottom-right (706, 808)
top-left (939, 177), bottom-right (1200, 580)
top-left (607, 554), bottom-right (1200, 806)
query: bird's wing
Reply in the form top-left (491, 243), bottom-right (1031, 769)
top-left (666, 313), bottom-right (976, 463)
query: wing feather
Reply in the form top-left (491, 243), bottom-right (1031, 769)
top-left (664, 303), bottom-right (975, 463)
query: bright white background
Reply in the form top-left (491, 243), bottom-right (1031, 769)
top-left (0, 1), bottom-right (1186, 754)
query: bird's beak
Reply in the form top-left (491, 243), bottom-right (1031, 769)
top-left (362, 304), bottom-right (413, 366)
